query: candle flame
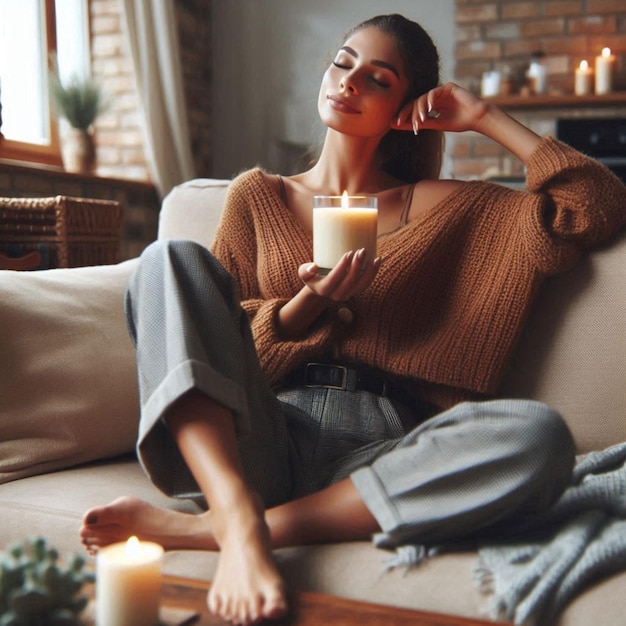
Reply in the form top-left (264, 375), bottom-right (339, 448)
top-left (341, 190), bottom-right (349, 209)
top-left (126, 535), bottom-right (140, 558)
top-left (580, 60), bottom-right (588, 71)
top-left (602, 47), bottom-right (611, 58)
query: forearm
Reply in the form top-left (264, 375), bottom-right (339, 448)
top-left (473, 104), bottom-right (542, 165)
top-left (277, 286), bottom-right (329, 339)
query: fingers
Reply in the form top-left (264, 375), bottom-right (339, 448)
top-left (393, 82), bottom-right (462, 134)
top-left (300, 250), bottom-right (381, 302)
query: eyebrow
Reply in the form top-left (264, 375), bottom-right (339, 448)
top-left (340, 46), bottom-right (400, 79)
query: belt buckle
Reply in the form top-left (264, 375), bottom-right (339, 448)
top-left (305, 363), bottom-right (348, 391)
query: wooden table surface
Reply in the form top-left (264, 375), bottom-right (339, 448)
top-left (143, 574), bottom-right (507, 626)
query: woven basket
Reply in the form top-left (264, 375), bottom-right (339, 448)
top-left (0, 195), bottom-right (122, 268)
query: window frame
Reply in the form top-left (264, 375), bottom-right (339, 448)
top-left (0, 0), bottom-right (62, 167)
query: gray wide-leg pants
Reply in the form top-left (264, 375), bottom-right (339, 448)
top-left (126, 240), bottom-right (575, 548)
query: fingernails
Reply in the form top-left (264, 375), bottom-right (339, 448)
top-left (413, 119), bottom-right (419, 135)
top-left (307, 263), bottom-right (316, 273)
top-left (397, 116), bottom-right (403, 127)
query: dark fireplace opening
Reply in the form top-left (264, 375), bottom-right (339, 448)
top-left (557, 118), bottom-right (626, 183)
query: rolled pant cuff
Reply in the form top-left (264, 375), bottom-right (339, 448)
top-left (351, 466), bottom-right (402, 545)
top-left (140, 358), bottom-right (251, 442)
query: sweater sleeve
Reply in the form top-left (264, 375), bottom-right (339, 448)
top-left (526, 137), bottom-right (625, 250)
top-left (210, 171), bottom-right (338, 385)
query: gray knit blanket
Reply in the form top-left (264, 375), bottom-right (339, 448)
top-left (384, 442), bottom-right (626, 626)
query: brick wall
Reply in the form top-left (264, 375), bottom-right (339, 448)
top-left (452, 0), bottom-right (626, 179)
top-left (90, 0), bottom-right (213, 182)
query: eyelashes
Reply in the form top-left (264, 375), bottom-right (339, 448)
top-left (331, 62), bottom-right (390, 88)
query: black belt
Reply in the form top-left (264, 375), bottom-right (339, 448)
top-left (279, 362), bottom-right (416, 407)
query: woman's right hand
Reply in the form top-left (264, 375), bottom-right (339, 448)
top-left (276, 250), bottom-right (381, 339)
top-left (299, 249), bottom-right (381, 302)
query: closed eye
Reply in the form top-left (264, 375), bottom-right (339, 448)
top-left (332, 62), bottom-right (390, 88)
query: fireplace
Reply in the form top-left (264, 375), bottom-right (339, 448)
top-left (556, 118), bottom-right (626, 183)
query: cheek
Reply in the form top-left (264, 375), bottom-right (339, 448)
top-left (317, 69), bottom-right (332, 114)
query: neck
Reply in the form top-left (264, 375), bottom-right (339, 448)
top-left (306, 129), bottom-right (391, 194)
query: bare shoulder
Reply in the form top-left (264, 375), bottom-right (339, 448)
top-left (408, 179), bottom-right (466, 221)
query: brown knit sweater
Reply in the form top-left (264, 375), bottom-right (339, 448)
top-left (211, 138), bottom-right (625, 409)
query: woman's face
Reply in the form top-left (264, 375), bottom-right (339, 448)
top-left (318, 27), bottom-right (409, 138)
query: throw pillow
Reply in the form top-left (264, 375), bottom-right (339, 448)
top-left (0, 259), bottom-right (139, 484)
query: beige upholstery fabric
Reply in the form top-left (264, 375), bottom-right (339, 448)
top-left (0, 259), bottom-right (140, 484)
top-left (501, 232), bottom-right (626, 452)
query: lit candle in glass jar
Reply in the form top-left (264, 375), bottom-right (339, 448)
top-left (313, 192), bottom-right (378, 275)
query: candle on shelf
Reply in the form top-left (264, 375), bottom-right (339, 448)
top-left (595, 47), bottom-right (615, 95)
top-left (96, 535), bottom-right (164, 626)
top-left (313, 191), bottom-right (378, 275)
top-left (575, 60), bottom-right (593, 96)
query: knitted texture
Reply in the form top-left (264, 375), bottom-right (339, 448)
top-left (473, 442), bottom-right (626, 625)
top-left (381, 443), bottom-right (626, 626)
top-left (211, 138), bottom-right (625, 400)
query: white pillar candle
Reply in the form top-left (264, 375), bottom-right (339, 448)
top-left (595, 47), bottom-right (615, 95)
top-left (96, 536), bottom-right (164, 626)
top-left (575, 60), bottom-right (593, 96)
top-left (313, 192), bottom-right (378, 275)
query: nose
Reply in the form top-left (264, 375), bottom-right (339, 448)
top-left (340, 71), bottom-right (358, 95)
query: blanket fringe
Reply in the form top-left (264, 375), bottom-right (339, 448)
top-left (383, 544), bottom-right (427, 572)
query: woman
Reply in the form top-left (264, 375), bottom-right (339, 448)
top-left (81, 14), bottom-right (624, 626)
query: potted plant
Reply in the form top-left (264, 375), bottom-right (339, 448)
top-left (0, 537), bottom-right (93, 625)
top-left (49, 66), bottom-right (108, 174)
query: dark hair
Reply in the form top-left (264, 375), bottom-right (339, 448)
top-left (345, 14), bottom-right (444, 183)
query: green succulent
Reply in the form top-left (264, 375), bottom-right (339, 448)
top-left (0, 537), bottom-right (93, 626)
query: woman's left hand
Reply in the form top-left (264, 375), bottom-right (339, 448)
top-left (395, 82), bottom-right (490, 135)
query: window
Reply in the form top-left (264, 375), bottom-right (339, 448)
top-left (0, 0), bottom-right (90, 166)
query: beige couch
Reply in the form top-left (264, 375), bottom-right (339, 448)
top-left (1, 178), bottom-right (624, 625)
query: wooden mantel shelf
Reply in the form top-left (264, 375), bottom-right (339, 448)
top-left (486, 92), bottom-right (626, 109)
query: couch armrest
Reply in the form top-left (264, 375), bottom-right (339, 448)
top-left (158, 178), bottom-right (231, 247)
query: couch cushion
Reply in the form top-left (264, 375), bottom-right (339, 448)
top-left (501, 231), bottom-right (626, 453)
top-left (158, 178), bottom-right (230, 247)
top-left (0, 260), bottom-right (140, 484)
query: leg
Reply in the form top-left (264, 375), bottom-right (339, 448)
top-left (349, 399), bottom-right (576, 548)
top-left (166, 391), bottom-right (286, 625)
top-left (82, 241), bottom-right (291, 625)
top-left (80, 398), bottom-right (574, 555)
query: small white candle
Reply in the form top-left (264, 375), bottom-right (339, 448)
top-left (595, 47), bottom-right (615, 95)
top-left (313, 192), bottom-right (378, 275)
top-left (96, 536), bottom-right (164, 626)
top-left (575, 60), bottom-right (593, 96)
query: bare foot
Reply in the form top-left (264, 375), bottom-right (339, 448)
top-left (79, 496), bottom-right (215, 552)
top-left (208, 493), bottom-right (288, 625)
top-left (80, 495), bottom-right (288, 623)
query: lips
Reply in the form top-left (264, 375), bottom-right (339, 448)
top-left (327, 94), bottom-right (361, 114)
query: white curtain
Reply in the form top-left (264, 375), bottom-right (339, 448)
top-left (121, 0), bottom-right (196, 198)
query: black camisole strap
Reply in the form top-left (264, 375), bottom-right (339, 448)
top-left (399, 183), bottom-right (416, 227)
top-left (276, 175), bottom-right (288, 208)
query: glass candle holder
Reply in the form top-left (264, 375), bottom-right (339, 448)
top-left (313, 193), bottom-right (378, 275)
